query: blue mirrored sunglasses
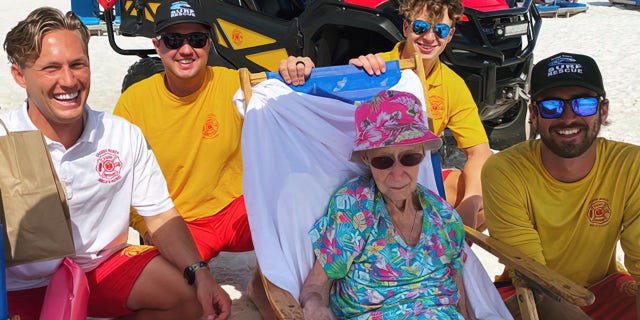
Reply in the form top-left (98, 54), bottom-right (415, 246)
top-left (410, 20), bottom-right (452, 39)
top-left (535, 97), bottom-right (600, 119)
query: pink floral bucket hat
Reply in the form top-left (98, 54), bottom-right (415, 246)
top-left (351, 90), bottom-right (442, 161)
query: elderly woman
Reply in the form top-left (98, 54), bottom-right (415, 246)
top-left (300, 90), bottom-right (470, 319)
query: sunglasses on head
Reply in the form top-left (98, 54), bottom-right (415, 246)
top-left (535, 96), bottom-right (601, 119)
top-left (410, 20), bottom-right (452, 39)
top-left (369, 152), bottom-right (425, 170)
top-left (157, 32), bottom-right (210, 50)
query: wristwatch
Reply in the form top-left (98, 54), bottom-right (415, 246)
top-left (183, 261), bottom-right (208, 285)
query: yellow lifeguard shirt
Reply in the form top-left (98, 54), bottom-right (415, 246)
top-left (114, 67), bottom-right (243, 235)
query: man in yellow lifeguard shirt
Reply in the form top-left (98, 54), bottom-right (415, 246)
top-left (115, 0), bottom-right (247, 264)
top-left (483, 52), bottom-right (640, 319)
top-left (280, 0), bottom-right (491, 230)
top-left (112, 0), bottom-right (251, 306)
top-left (114, 1), bottom-right (283, 317)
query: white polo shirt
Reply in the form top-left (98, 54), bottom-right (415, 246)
top-left (0, 104), bottom-right (174, 290)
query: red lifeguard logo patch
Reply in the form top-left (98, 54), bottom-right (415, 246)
top-left (96, 149), bottom-right (123, 183)
top-left (121, 245), bottom-right (154, 257)
top-left (587, 198), bottom-right (611, 226)
top-left (618, 278), bottom-right (638, 297)
top-left (428, 95), bottom-right (445, 121)
top-left (202, 113), bottom-right (219, 139)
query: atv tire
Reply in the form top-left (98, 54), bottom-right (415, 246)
top-left (121, 57), bottom-right (165, 93)
top-left (484, 100), bottom-right (529, 151)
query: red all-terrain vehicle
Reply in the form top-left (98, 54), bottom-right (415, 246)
top-left (91, 0), bottom-right (541, 152)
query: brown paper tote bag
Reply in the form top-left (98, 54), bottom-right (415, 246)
top-left (0, 119), bottom-right (75, 266)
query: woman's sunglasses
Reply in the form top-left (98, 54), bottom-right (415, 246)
top-left (157, 32), bottom-right (210, 50)
top-left (410, 20), bottom-right (452, 39)
top-left (369, 152), bottom-right (425, 170)
top-left (535, 96), bottom-right (600, 119)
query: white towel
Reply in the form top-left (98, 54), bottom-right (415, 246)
top-left (236, 70), bottom-right (512, 319)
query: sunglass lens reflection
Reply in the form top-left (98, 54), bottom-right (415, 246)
top-left (538, 100), bottom-right (563, 118)
top-left (412, 20), bottom-right (431, 35)
top-left (572, 97), bottom-right (599, 116)
top-left (433, 24), bottom-right (451, 38)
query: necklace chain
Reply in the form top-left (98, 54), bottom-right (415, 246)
top-left (401, 209), bottom-right (419, 242)
top-left (382, 193), bottom-right (421, 244)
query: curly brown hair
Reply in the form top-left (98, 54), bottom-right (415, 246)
top-left (4, 7), bottom-right (90, 68)
top-left (399, 0), bottom-right (464, 24)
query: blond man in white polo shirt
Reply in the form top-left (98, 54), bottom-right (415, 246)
top-left (1, 7), bottom-right (230, 320)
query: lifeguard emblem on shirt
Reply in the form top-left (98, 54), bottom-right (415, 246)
top-left (121, 245), bottom-right (155, 257)
top-left (428, 95), bottom-right (445, 121)
top-left (618, 279), bottom-right (638, 296)
top-left (202, 113), bottom-right (219, 139)
top-left (96, 149), bottom-right (123, 183)
top-left (587, 198), bottom-right (611, 226)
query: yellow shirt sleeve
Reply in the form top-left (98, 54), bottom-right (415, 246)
top-left (482, 141), bottom-right (546, 265)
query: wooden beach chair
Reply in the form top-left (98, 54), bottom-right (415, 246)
top-left (239, 56), bottom-right (594, 319)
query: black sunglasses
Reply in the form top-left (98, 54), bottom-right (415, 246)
top-left (409, 20), bottom-right (452, 39)
top-left (370, 152), bottom-right (425, 170)
top-left (535, 96), bottom-right (601, 119)
top-left (157, 32), bottom-right (210, 50)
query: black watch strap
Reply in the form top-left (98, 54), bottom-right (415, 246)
top-left (183, 261), bottom-right (208, 285)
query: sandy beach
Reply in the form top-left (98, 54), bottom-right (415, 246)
top-left (1, 1), bottom-right (639, 319)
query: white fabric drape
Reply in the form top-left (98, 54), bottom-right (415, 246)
top-left (236, 70), bottom-right (512, 319)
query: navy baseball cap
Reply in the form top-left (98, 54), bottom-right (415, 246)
top-left (155, 0), bottom-right (211, 35)
top-left (531, 52), bottom-right (605, 98)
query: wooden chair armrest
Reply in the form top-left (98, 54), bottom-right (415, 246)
top-left (464, 226), bottom-right (595, 307)
top-left (258, 267), bottom-right (304, 320)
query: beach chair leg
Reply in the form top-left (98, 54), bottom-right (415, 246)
top-left (255, 265), bottom-right (303, 320)
top-left (515, 285), bottom-right (539, 320)
top-left (503, 295), bottom-right (522, 319)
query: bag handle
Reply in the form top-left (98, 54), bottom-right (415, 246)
top-left (0, 119), bottom-right (9, 135)
top-left (0, 119), bottom-right (20, 178)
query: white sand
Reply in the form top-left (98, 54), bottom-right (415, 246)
top-left (1, 1), bottom-right (639, 319)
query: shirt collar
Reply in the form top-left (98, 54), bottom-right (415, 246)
top-left (427, 59), bottom-right (444, 88)
top-left (17, 102), bottom-right (97, 147)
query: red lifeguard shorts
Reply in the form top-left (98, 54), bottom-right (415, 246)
top-left (186, 195), bottom-right (254, 262)
top-left (442, 168), bottom-right (457, 182)
top-left (8, 245), bottom-right (159, 319)
top-left (498, 272), bottom-right (638, 319)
